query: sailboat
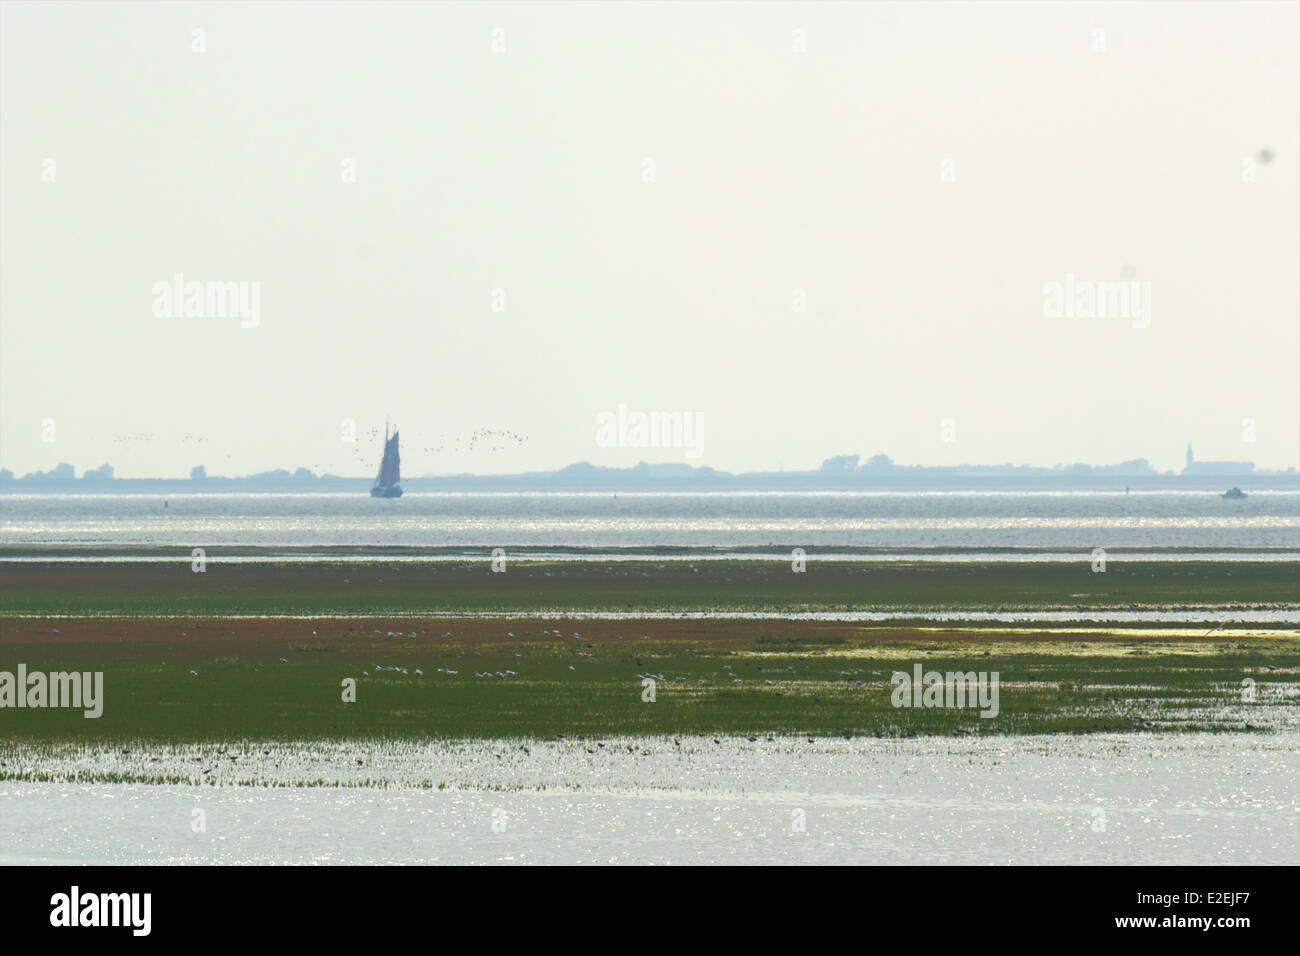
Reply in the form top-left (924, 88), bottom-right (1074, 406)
top-left (370, 421), bottom-right (403, 498)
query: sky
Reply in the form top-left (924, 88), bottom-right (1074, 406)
top-left (1, 0), bottom-right (1297, 478)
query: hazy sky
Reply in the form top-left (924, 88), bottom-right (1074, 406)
top-left (2, 0), bottom-right (1297, 478)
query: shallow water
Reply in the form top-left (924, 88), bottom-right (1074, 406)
top-left (4, 550), bottom-right (1297, 563)
top-left (3, 734), bottom-right (1296, 864)
top-left (3, 491), bottom-right (1297, 550)
top-left (14, 609), bottom-right (1296, 622)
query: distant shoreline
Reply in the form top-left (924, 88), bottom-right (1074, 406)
top-left (3, 456), bottom-right (1297, 496)
top-left (3, 475), bottom-right (1297, 494)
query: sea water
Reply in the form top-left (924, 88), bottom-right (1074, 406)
top-left (2, 491), bottom-right (1298, 552)
top-left (2, 733), bottom-right (1295, 865)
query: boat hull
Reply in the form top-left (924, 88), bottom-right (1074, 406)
top-left (370, 485), bottom-right (403, 498)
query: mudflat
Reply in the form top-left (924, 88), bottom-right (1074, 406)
top-left (1, 558), bottom-right (1297, 616)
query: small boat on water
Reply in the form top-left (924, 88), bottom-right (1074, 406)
top-left (1221, 486), bottom-right (1247, 499)
top-left (370, 421), bottom-right (403, 498)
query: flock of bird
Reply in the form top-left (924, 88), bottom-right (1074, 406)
top-left (180, 624), bottom-right (921, 689)
top-left (113, 432), bottom-right (211, 445)
top-left (419, 427), bottom-right (529, 456)
top-left (183, 652), bottom-right (863, 689)
top-left (110, 422), bottom-right (531, 476)
top-left (339, 424), bottom-right (532, 475)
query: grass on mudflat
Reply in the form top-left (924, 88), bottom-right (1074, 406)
top-left (1, 628), bottom-right (1295, 749)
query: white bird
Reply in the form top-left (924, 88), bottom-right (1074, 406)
top-left (189, 670), bottom-right (199, 676)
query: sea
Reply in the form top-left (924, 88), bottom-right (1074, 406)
top-left (1, 490), bottom-right (1298, 556)
top-left (3, 733), bottom-right (1296, 865)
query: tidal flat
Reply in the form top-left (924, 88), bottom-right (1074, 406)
top-left (2, 618), bottom-right (1296, 743)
